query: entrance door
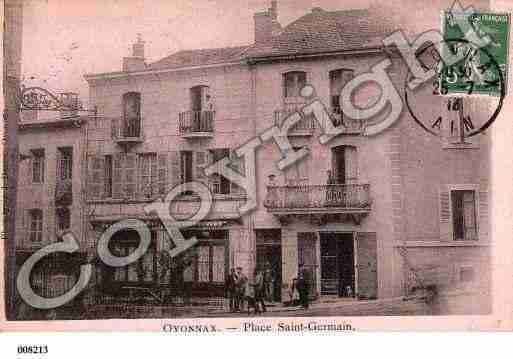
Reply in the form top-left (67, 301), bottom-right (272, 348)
top-left (298, 232), bottom-right (318, 299)
top-left (320, 232), bottom-right (355, 297)
top-left (356, 233), bottom-right (378, 300)
top-left (256, 229), bottom-right (282, 302)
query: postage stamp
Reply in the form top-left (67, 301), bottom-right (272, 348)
top-left (2, 0), bottom-right (513, 335)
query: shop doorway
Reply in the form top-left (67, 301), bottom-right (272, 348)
top-left (319, 232), bottom-right (355, 297)
top-left (255, 229), bottom-right (282, 302)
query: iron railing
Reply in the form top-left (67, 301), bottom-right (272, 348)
top-left (264, 183), bottom-right (371, 210)
top-left (111, 117), bottom-right (143, 139)
top-left (274, 105), bottom-right (315, 134)
top-left (179, 110), bottom-right (215, 135)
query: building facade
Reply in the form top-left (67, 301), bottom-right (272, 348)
top-left (15, 107), bottom-right (87, 310)
top-left (13, 1), bottom-right (489, 314)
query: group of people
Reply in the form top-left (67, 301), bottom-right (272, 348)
top-left (225, 267), bottom-right (268, 315)
top-left (226, 265), bottom-right (311, 315)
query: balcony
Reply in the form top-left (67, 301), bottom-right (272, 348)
top-left (264, 183), bottom-right (371, 225)
top-left (179, 110), bottom-right (215, 139)
top-left (111, 118), bottom-right (144, 149)
top-left (330, 107), bottom-right (365, 135)
top-left (55, 178), bottom-right (73, 206)
top-left (274, 106), bottom-right (315, 136)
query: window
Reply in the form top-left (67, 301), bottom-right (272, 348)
top-left (285, 146), bottom-right (309, 185)
top-left (56, 207), bottom-right (71, 231)
top-left (139, 153), bottom-right (157, 198)
top-left (283, 71), bottom-right (307, 98)
top-left (209, 149), bottom-right (230, 194)
top-left (122, 92), bottom-right (141, 137)
top-left (57, 147), bottom-right (73, 181)
top-left (104, 155), bottom-right (113, 198)
top-left (329, 69), bottom-right (354, 115)
top-left (180, 151), bottom-right (193, 184)
top-left (31, 149), bottom-right (45, 184)
top-left (451, 190), bottom-right (477, 241)
top-left (190, 85), bottom-right (211, 112)
top-left (29, 209), bottom-right (43, 243)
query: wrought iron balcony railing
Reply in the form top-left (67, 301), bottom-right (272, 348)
top-left (179, 110), bottom-right (215, 138)
top-left (264, 183), bottom-right (371, 212)
top-left (274, 105), bottom-right (316, 135)
top-left (55, 178), bottom-right (73, 206)
top-left (111, 118), bottom-right (144, 148)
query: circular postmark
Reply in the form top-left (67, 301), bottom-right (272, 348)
top-left (404, 38), bottom-right (505, 139)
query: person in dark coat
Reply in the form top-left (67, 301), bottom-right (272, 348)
top-left (225, 268), bottom-right (238, 312)
top-left (296, 265), bottom-right (310, 309)
top-left (253, 269), bottom-right (267, 314)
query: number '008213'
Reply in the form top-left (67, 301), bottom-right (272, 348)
top-left (17, 346), bottom-right (48, 355)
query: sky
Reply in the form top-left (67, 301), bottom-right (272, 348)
top-left (19, 0), bottom-right (488, 102)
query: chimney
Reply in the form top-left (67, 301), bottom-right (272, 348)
top-left (123, 34), bottom-right (146, 72)
top-left (254, 1), bottom-right (281, 43)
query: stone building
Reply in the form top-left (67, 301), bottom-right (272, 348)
top-left (79, 2), bottom-right (491, 313)
top-left (15, 104), bottom-right (87, 306)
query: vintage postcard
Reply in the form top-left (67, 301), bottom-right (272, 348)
top-left (2, 0), bottom-right (513, 334)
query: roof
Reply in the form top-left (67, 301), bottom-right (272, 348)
top-left (245, 8), bottom-right (395, 60)
top-left (148, 45), bottom-right (250, 70)
top-left (86, 7), bottom-right (397, 78)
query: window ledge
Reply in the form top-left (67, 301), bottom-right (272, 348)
top-left (442, 141), bottom-right (479, 150)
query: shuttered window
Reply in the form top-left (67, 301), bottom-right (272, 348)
top-left (451, 190), bottom-right (477, 241)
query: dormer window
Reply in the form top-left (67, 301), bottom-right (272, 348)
top-left (122, 92), bottom-right (141, 137)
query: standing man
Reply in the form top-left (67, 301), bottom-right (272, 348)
top-left (297, 265), bottom-right (310, 310)
top-left (225, 268), bottom-right (238, 312)
top-left (254, 268), bottom-right (267, 314)
top-left (235, 267), bottom-right (247, 312)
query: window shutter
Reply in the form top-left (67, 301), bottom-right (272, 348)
top-left (124, 153), bottom-right (137, 199)
top-left (194, 151), bottom-right (208, 184)
top-left (439, 189), bottom-right (451, 241)
top-left (345, 146), bottom-right (358, 183)
top-left (169, 151), bottom-right (181, 189)
top-left (157, 153), bottom-right (168, 196)
top-left (230, 150), bottom-right (245, 195)
top-left (112, 153), bottom-right (124, 199)
top-left (88, 155), bottom-right (104, 200)
top-left (478, 191), bottom-right (488, 241)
